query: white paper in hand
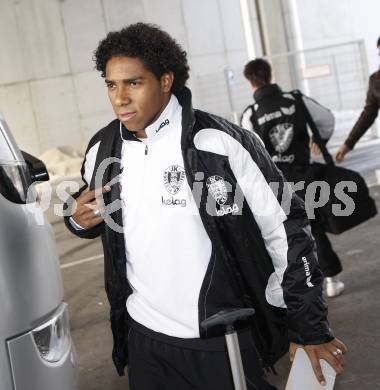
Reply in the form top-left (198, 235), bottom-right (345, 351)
top-left (285, 348), bottom-right (336, 390)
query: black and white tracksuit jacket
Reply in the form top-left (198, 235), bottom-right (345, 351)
top-left (64, 87), bottom-right (333, 376)
top-left (240, 84), bottom-right (334, 166)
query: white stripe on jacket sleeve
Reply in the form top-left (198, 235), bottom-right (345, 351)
top-left (68, 141), bottom-right (101, 232)
top-left (240, 107), bottom-right (254, 132)
top-left (83, 141), bottom-right (101, 186)
top-left (69, 216), bottom-right (86, 230)
top-left (194, 128), bottom-right (288, 308)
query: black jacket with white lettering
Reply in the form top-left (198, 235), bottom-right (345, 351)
top-left (240, 84), bottom-right (334, 165)
top-left (64, 87), bottom-right (333, 376)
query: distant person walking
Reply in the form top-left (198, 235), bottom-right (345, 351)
top-left (335, 36), bottom-right (380, 162)
top-left (241, 58), bottom-right (344, 297)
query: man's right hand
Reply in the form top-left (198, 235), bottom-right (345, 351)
top-left (335, 144), bottom-right (351, 163)
top-left (71, 186), bottom-right (111, 229)
top-left (289, 338), bottom-right (347, 386)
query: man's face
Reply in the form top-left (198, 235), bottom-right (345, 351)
top-left (105, 56), bottom-right (173, 132)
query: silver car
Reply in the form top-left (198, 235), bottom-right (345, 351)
top-left (0, 113), bottom-right (78, 390)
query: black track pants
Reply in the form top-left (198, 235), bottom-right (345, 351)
top-left (279, 163), bottom-right (343, 277)
top-left (311, 221), bottom-right (342, 277)
top-left (127, 326), bottom-right (277, 390)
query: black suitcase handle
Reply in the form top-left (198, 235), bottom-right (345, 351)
top-left (201, 308), bottom-right (255, 333)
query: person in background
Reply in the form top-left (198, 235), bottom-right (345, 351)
top-left (241, 58), bottom-right (344, 297)
top-left (335, 36), bottom-right (380, 162)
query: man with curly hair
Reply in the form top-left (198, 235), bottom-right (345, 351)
top-left (64, 23), bottom-right (346, 389)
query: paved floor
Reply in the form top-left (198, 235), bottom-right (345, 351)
top-left (268, 186), bottom-right (380, 389)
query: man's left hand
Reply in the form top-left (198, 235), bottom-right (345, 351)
top-left (289, 338), bottom-right (347, 386)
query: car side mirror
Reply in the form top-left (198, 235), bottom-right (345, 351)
top-left (21, 151), bottom-right (50, 183)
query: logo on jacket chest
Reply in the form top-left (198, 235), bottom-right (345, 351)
top-left (269, 123), bottom-right (294, 153)
top-left (206, 175), bottom-right (239, 216)
top-left (162, 165), bottom-right (187, 207)
top-left (163, 165), bottom-right (185, 195)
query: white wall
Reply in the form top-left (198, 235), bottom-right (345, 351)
top-left (294, 0), bottom-right (380, 73)
top-left (2, 0), bottom-right (377, 156)
top-left (288, 0), bottom-right (379, 135)
top-left (0, 0), bottom-right (249, 156)
top-left (0, 0), bottom-right (112, 155)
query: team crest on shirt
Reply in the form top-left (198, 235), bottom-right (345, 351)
top-left (269, 123), bottom-right (294, 153)
top-left (163, 165), bottom-right (186, 195)
top-left (206, 175), bottom-right (239, 216)
top-left (206, 175), bottom-right (228, 205)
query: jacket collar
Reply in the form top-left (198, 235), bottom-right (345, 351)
top-left (174, 87), bottom-right (196, 150)
top-left (144, 94), bottom-right (180, 139)
top-left (119, 86), bottom-right (195, 147)
top-left (254, 83), bottom-right (282, 102)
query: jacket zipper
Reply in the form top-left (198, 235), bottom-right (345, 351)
top-left (145, 144), bottom-right (149, 155)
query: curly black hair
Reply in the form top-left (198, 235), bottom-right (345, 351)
top-left (94, 23), bottom-right (190, 93)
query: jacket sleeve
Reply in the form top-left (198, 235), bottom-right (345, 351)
top-left (345, 74), bottom-right (379, 149)
top-left (194, 127), bottom-right (334, 345)
top-left (240, 106), bottom-right (255, 132)
top-left (242, 133), bottom-right (334, 345)
top-left (63, 139), bottom-right (104, 239)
